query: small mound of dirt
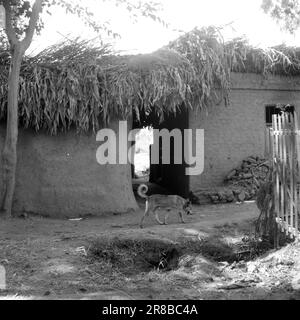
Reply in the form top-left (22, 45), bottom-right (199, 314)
top-left (89, 237), bottom-right (181, 274)
top-left (178, 234), bottom-right (274, 263)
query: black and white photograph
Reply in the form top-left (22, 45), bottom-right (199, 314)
top-left (1, 0), bottom-right (300, 305)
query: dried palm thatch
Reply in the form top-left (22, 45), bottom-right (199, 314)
top-left (1, 26), bottom-right (300, 134)
top-left (0, 39), bottom-right (199, 134)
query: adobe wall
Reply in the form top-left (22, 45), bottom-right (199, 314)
top-left (190, 72), bottom-right (300, 190)
top-left (0, 119), bottom-right (138, 218)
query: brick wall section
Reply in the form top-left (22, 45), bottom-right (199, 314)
top-left (189, 72), bottom-right (300, 191)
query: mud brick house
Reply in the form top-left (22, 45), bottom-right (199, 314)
top-left (148, 73), bottom-right (300, 203)
top-left (1, 27), bottom-right (300, 217)
top-left (189, 72), bottom-right (300, 190)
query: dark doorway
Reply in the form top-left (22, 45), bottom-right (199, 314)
top-left (149, 108), bottom-right (190, 198)
top-left (132, 106), bottom-right (190, 198)
top-left (132, 107), bottom-right (190, 198)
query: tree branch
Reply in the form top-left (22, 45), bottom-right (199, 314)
top-left (3, 1), bottom-right (19, 47)
top-left (21, 0), bottom-right (43, 51)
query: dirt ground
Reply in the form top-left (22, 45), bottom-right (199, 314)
top-left (0, 201), bottom-right (300, 300)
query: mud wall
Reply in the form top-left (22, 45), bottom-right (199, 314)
top-left (190, 72), bottom-right (300, 190)
top-left (0, 119), bottom-right (138, 218)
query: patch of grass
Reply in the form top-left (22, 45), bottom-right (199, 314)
top-left (88, 237), bottom-right (180, 275)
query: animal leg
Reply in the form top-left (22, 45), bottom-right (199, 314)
top-left (164, 212), bottom-right (170, 225)
top-left (154, 209), bottom-right (164, 225)
top-left (179, 211), bottom-right (185, 224)
top-left (140, 201), bottom-right (150, 228)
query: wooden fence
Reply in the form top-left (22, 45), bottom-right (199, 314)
top-left (266, 112), bottom-right (300, 241)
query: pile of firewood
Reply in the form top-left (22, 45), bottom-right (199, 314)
top-left (225, 156), bottom-right (270, 198)
top-left (190, 156), bottom-right (270, 205)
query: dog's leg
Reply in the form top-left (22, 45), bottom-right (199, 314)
top-left (179, 211), bottom-right (185, 224)
top-left (140, 200), bottom-right (149, 228)
top-left (164, 212), bottom-right (170, 225)
top-left (154, 208), bottom-right (164, 225)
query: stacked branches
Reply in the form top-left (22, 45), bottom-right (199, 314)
top-left (225, 156), bottom-right (271, 199)
top-left (190, 156), bottom-right (271, 205)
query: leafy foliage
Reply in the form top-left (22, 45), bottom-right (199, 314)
top-left (1, 26), bottom-right (300, 134)
top-left (262, 0), bottom-right (300, 33)
top-left (0, 0), bottom-right (165, 42)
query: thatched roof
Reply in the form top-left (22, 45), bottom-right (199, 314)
top-left (1, 26), bottom-right (300, 134)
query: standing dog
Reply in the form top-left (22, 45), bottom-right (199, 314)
top-left (137, 184), bottom-right (192, 228)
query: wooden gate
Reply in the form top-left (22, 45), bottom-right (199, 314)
top-left (266, 112), bottom-right (300, 240)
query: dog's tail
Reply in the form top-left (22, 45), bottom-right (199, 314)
top-left (137, 184), bottom-right (148, 199)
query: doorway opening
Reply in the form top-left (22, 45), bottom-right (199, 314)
top-left (132, 106), bottom-right (190, 198)
top-left (133, 126), bottom-right (153, 182)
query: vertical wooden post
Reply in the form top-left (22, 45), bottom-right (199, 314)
top-left (283, 113), bottom-right (288, 234)
top-left (294, 112), bottom-right (300, 238)
top-left (273, 114), bottom-right (279, 247)
top-left (289, 113), bottom-right (294, 236)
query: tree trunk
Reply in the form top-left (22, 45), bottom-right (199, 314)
top-left (0, 45), bottom-right (23, 217)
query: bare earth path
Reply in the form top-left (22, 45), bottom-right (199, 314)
top-left (0, 202), bottom-right (300, 300)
